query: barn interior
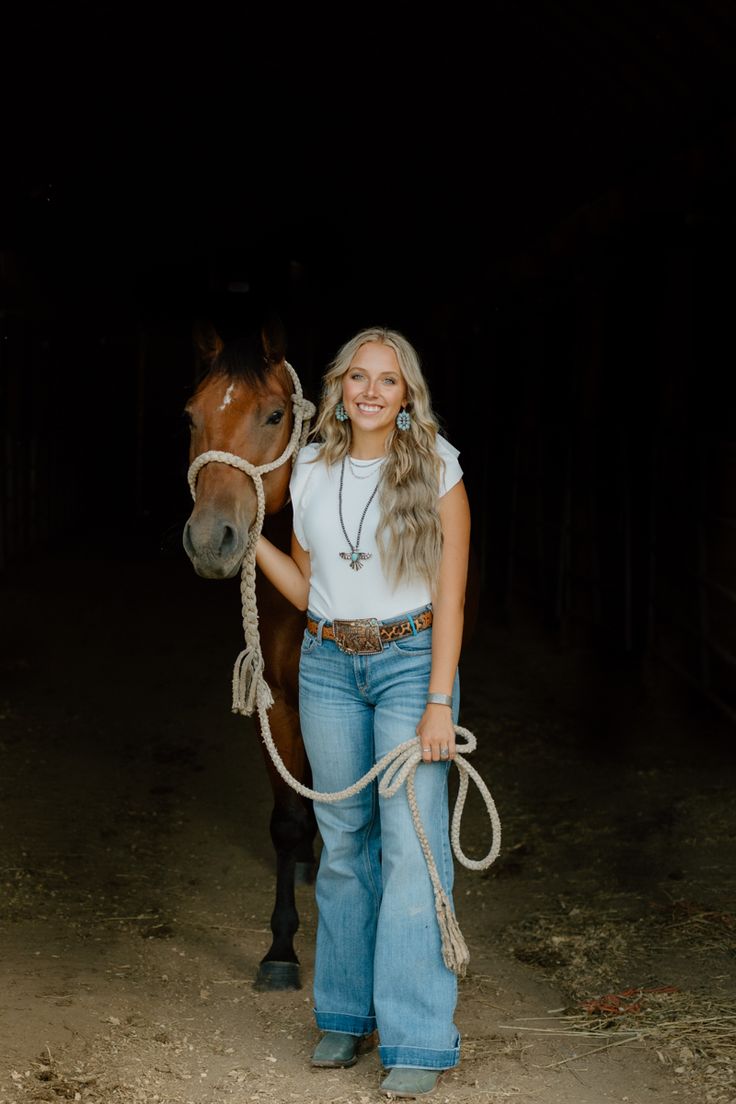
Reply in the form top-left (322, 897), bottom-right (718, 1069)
top-left (2, 5), bottom-right (736, 1102)
top-left (5, 6), bottom-right (736, 728)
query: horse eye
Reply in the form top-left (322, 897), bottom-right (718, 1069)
top-left (266, 410), bottom-right (284, 425)
top-left (183, 410), bottom-right (195, 430)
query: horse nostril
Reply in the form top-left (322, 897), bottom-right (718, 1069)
top-left (219, 524), bottom-right (238, 558)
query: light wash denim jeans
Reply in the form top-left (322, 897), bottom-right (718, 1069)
top-left (298, 605), bottom-right (461, 1071)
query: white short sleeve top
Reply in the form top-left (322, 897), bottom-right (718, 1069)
top-left (289, 435), bottom-right (463, 621)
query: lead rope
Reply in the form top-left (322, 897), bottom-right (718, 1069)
top-left (187, 362), bottom-right (501, 977)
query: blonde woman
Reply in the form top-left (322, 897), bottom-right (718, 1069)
top-left (255, 326), bottom-right (471, 1098)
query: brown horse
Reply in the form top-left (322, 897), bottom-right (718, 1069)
top-left (182, 311), bottom-right (481, 992)
top-left (182, 311), bottom-right (317, 991)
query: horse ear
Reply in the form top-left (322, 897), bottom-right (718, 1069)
top-left (193, 320), bottom-right (224, 366)
top-left (261, 311), bottom-right (287, 364)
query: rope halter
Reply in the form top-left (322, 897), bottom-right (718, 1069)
top-left (187, 361), bottom-right (315, 715)
top-left (186, 360), bottom-right (501, 976)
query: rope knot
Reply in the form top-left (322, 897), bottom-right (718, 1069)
top-left (292, 394), bottom-right (316, 421)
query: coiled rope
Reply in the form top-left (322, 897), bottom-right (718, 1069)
top-left (187, 361), bottom-right (502, 976)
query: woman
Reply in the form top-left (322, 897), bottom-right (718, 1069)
top-left (255, 325), bottom-right (471, 1098)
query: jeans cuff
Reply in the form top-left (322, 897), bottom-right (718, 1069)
top-left (315, 1010), bottom-right (377, 1035)
top-left (379, 1040), bottom-right (461, 1070)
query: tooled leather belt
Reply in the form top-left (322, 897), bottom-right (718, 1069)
top-left (305, 608), bottom-right (433, 654)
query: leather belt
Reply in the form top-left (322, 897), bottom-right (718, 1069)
top-left (306, 608), bottom-right (433, 654)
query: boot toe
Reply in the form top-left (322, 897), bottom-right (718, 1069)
top-left (380, 1067), bottom-right (441, 1097)
top-left (311, 1031), bottom-right (360, 1068)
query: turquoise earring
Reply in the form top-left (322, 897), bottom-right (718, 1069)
top-left (335, 401), bottom-right (349, 422)
top-left (396, 407), bottom-right (411, 431)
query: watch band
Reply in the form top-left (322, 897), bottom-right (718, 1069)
top-left (426, 692), bottom-right (453, 707)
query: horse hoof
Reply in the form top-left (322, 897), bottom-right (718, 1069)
top-left (254, 961), bottom-right (302, 991)
top-left (295, 860), bottom-right (317, 886)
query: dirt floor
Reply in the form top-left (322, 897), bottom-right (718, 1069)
top-left (1, 539), bottom-right (735, 1104)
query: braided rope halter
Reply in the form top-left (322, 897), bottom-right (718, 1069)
top-left (187, 361), bottom-right (501, 976)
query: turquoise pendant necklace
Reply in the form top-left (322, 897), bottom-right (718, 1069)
top-left (338, 456), bottom-right (380, 570)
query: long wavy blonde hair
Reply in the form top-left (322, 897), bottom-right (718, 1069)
top-left (309, 326), bottom-right (444, 589)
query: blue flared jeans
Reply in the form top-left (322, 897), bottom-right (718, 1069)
top-left (298, 606), bottom-right (461, 1071)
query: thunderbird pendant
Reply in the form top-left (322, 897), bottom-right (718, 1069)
top-left (340, 550), bottom-right (372, 571)
top-left (337, 457), bottom-right (380, 572)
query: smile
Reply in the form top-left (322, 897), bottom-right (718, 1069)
top-left (356, 403), bottom-right (383, 414)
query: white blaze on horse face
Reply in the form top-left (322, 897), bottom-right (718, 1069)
top-left (217, 382), bottom-right (237, 411)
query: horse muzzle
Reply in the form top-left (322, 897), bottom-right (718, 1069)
top-left (182, 514), bottom-right (246, 579)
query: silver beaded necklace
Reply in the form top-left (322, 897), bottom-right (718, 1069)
top-left (338, 456), bottom-right (380, 570)
top-left (348, 454), bottom-right (383, 480)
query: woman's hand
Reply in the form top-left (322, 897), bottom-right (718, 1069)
top-left (416, 704), bottom-right (457, 762)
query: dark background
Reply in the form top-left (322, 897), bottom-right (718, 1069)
top-left (3, 1), bottom-right (736, 723)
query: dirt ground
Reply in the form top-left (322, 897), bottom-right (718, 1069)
top-left (1, 539), bottom-right (735, 1104)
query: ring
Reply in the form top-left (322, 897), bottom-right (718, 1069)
top-left (440, 747), bottom-right (450, 758)
top-left (422, 746), bottom-right (431, 754)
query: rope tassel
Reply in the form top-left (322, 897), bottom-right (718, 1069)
top-left (232, 646), bottom-right (273, 716)
top-left (436, 888), bottom-right (470, 977)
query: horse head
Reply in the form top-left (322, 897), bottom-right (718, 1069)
top-left (182, 312), bottom-right (298, 579)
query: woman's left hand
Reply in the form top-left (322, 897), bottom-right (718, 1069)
top-left (416, 705), bottom-right (456, 762)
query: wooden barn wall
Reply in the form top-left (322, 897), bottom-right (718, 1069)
top-left (1, 316), bottom-right (52, 570)
top-left (0, 308), bottom-right (141, 573)
top-left (470, 121), bottom-right (736, 724)
top-left (0, 303), bottom-right (204, 573)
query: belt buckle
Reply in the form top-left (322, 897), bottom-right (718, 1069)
top-left (332, 617), bottom-right (383, 655)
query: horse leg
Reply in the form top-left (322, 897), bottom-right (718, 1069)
top-left (253, 699), bottom-right (318, 992)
